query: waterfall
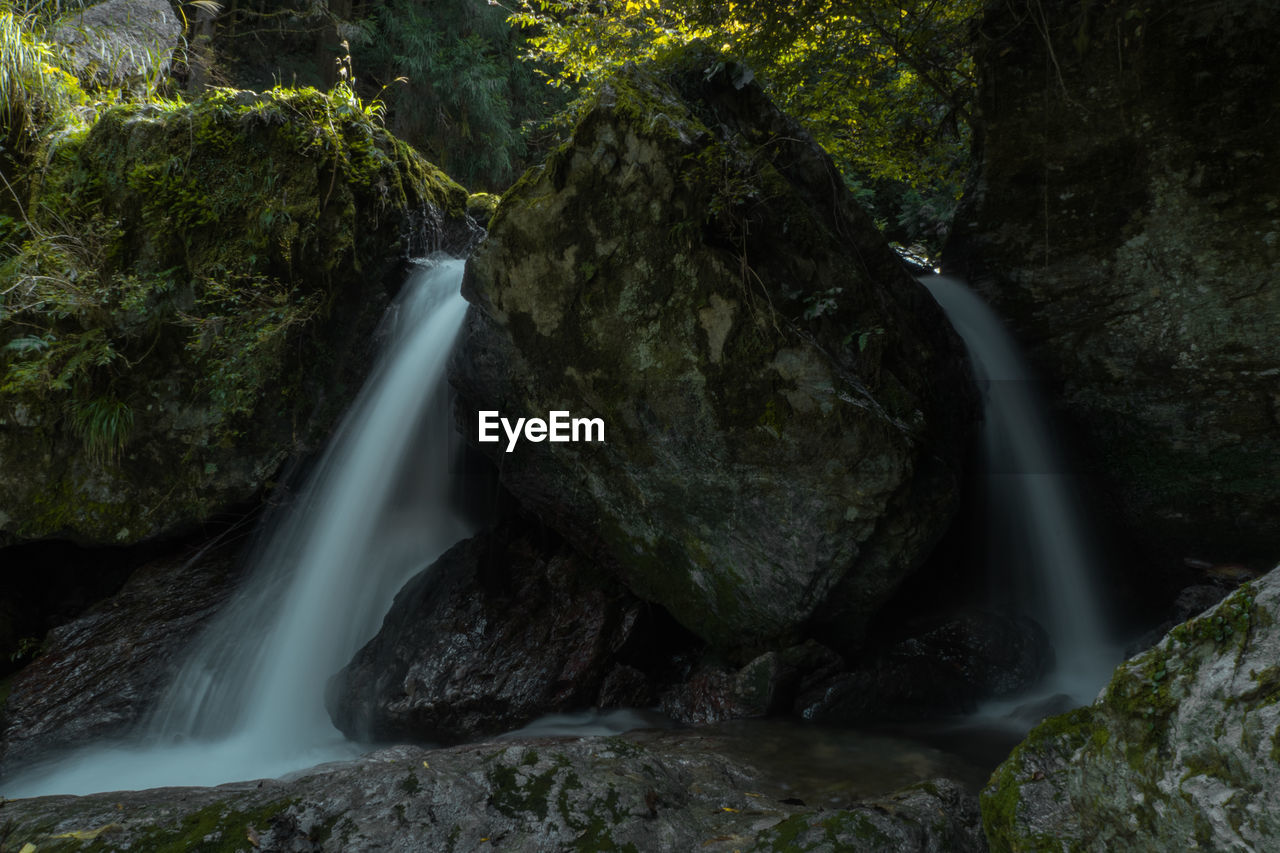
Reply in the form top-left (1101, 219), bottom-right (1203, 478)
top-left (922, 274), bottom-right (1120, 710)
top-left (5, 257), bottom-right (472, 796)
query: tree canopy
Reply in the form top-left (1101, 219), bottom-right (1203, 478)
top-left (506, 0), bottom-right (982, 253)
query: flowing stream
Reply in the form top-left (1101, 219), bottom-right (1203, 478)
top-left (922, 274), bottom-right (1121, 714)
top-left (5, 258), bottom-right (472, 797)
top-left (3, 265), bottom-right (1121, 797)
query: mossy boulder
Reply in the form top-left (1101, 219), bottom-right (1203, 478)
top-left (949, 0), bottom-right (1280, 567)
top-left (982, 565), bottom-right (1280, 851)
top-left (452, 58), bottom-right (975, 658)
top-left (0, 87), bottom-right (473, 547)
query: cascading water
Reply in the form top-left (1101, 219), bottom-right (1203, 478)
top-left (922, 274), bottom-right (1121, 712)
top-left (4, 257), bottom-right (472, 797)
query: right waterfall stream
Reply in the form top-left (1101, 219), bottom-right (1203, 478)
top-left (922, 274), bottom-right (1123, 719)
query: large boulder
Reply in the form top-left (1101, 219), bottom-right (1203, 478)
top-left (452, 58), bottom-right (975, 658)
top-left (948, 0), bottom-right (1280, 566)
top-left (0, 735), bottom-right (985, 852)
top-left (327, 521), bottom-right (697, 743)
top-left (0, 534), bottom-right (246, 775)
top-left (0, 87), bottom-right (473, 548)
top-left (982, 565), bottom-right (1280, 851)
top-left (50, 0), bottom-right (182, 89)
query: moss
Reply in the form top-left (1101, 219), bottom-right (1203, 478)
top-left (486, 755), bottom-right (561, 821)
top-left (982, 707), bottom-right (1096, 853)
top-left (307, 813), bottom-right (342, 844)
top-left (41, 797), bottom-right (303, 853)
top-left (1237, 665), bottom-right (1280, 709)
top-left (399, 770), bottom-right (421, 795)
top-left (756, 810), bottom-right (897, 851)
top-left (570, 787), bottom-right (638, 853)
top-left (0, 84), bottom-right (469, 546)
top-left (760, 814), bottom-right (811, 852)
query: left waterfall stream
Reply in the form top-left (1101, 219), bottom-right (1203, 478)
top-left (4, 256), bottom-right (473, 797)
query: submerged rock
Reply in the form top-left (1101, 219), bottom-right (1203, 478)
top-left (452, 56), bottom-right (975, 658)
top-left (983, 565), bottom-right (1280, 851)
top-left (327, 522), bottom-right (698, 743)
top-left (0, 88), bottom-right (473, 548)
top-left (949, 0), bottom-right (1280, 565)
top-left (0, 534), bottom-right (246, 775)
top-left (0, 733), bottom-right (985, 852)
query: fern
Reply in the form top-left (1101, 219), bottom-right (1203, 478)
top-left (69, 395), bottom-right (133, 464)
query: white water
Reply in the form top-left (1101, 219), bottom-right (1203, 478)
top-left (922, 274), bottom-right (1120, 711)
top-left (4, 257), bottom-right (472, 797)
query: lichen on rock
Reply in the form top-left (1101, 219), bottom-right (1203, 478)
top-left (982, 565), bottom-right (1280, 851)
top-left (452, 55), bottom-right (975, 659)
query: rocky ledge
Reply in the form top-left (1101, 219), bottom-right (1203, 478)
top-left (0, 733), bottom-right (985, 852)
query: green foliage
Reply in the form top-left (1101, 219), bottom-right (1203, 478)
top-left (1, 82), bottom-right (457, 461)
top-left (186, 0), bottom-right (562, 190)
top-left (506, 0), bottom-right (981, 254)
top-left (8, 634), bottom-right (40, 664)
top-left (69, 394), bottom-right (133, 462)
top-left (363, 0), bottom-right (564, 189)
top-left (0, 9), bottom-right (85, 148)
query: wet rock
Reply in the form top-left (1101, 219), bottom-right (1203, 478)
top-left (51, 0), bottom-right (182, 88)
top-left (948, 0), bottom-right (1280, 565)
top-left (0, 534), bottom-right (247, 775)
top-left (327, 522), bottom-right (696, 743)
top-left (754, 778), bottom-right (986, 852)
top-left (984, 565), bottom-right (1280, 851)
top-left (452, 54), bottom-right (976, 659)
top-left (798, 612), bottom-right (1052, 723)
top-left (0, 734), bottom-right (985, 852)
top-left (659, 642), bottom-right (844, 725)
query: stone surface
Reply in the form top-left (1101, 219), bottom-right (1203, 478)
top-left (51, 0), bottom-right (182, 88)
top-left (327, 522), bottom-right (695, 743)
top-left (0, 533), bottom-right (247, 775)
top-left (0, 733), bottom-right (986, 852)
top-left (983, 565), bottom-right (1280, 851)
top-left (948, 0), bottom-right (1280, 565)
top-left (658, 641), bottom-right (844, 726)
top-left (0, 88), bottom-right (474, 548)
top-left (452, 56), bottom-right (976, 658)
top-left (797, 611), bottom-right (1052, 724)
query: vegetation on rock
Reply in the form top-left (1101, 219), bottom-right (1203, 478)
top-left (454, 53), bottom-right (975, 657)
top-left (982, 571), bottom-right (1280, 851)
top-left (506, 0), bottom-right (981, 255)
top-left (1, 9), bottom-right (471, 545)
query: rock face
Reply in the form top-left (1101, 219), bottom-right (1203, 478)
top-left (327, 522), bottom-right (697, 743)
top-left (983, 565), bottom-right (1280, 851)
top-left (0, 87), bottom-right (473, 547)
top-left (0, 534), bottom-right (246, 775)
top-left (452, 57), bottom-right (975, 658)
top-left (0, 734), bottom-right (986, 852)
top-left (51, 0), bottom-right (182, 88)
top-left (798, 611), bottom-right (1052, 724)
top-left (949, 0), bottom-right (1280, 564)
